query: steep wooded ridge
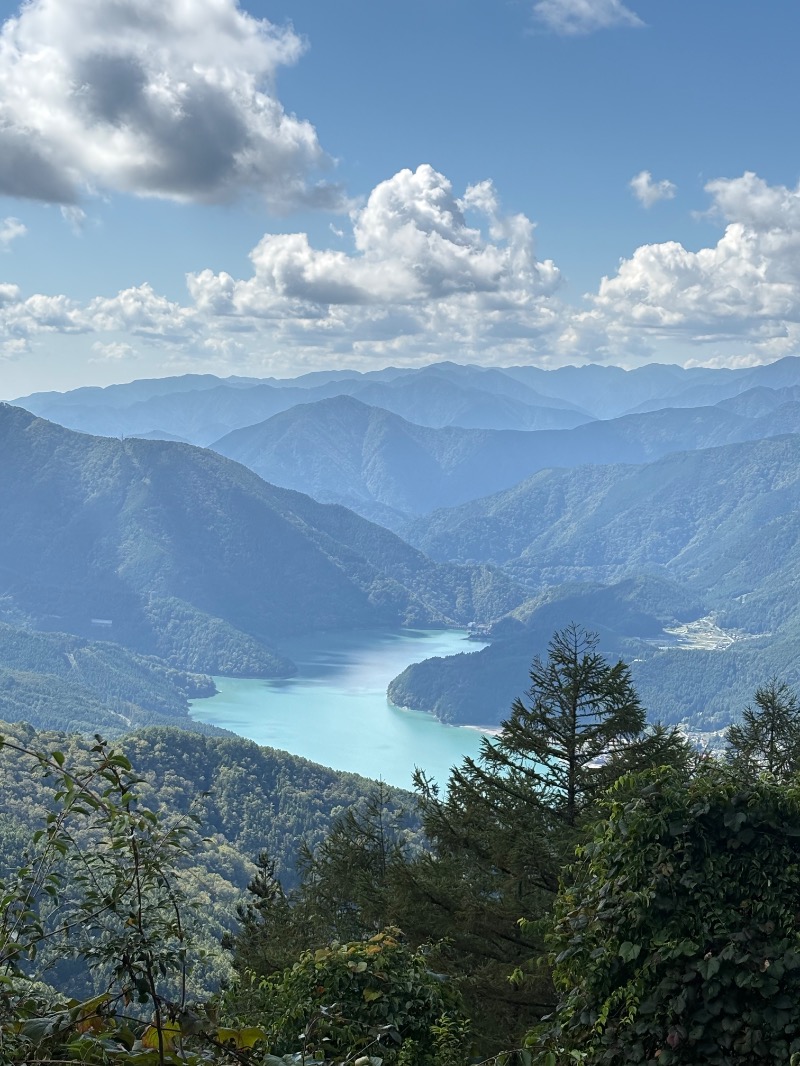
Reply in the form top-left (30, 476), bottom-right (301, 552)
top-left (0, 718), bottom-right (412, 893)
top-left (395, 435), bottom-right (800, 732)
top-left (212, 393), bottom-right (800, 530)
top-left (0, 404), bottom-right (521, 693)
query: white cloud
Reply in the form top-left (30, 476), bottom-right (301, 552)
top-left (0, 0), bottom-right (339, 209)
top-left (188, 165), bottom-right (561, 315)
top-left (682, 351), bottom-right (772, 371)
top-left (0, 217), bottom-right (26, 248)
top-left (90, 340), bottom-right (139, 362)
top-left (0, 165), bottom-right (573, 372)
top-left (0, 283), bottom-right (21, 305)
top-left (570, 172), bottom-right (800, 361)
top-left (533, 0), bottom-right (644, 35)
top-left (87, 284), bottom-right (198, 343)
top-left (630, 170), bottom-right (677, 208)
top-left (60, 205), bottom-right (87, 234)
top-left (8, 167), bottom-right (800, 377)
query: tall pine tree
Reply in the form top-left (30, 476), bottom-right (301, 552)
top-left (396, 625), bottom-right (691, 1051)
top-left (726, 678), bottom-right (800, 778)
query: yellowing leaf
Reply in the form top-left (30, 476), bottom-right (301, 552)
top-left (141, 1020), bottom-right (181, 1050)
top-left (216, 1025), bottom-right (267, 1049)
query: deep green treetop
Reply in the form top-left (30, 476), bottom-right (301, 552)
top-left (440, 624), bottom-right (689, 837)
top-left (726, 678), bottom-right (800, 778)
top-left (397, 626), bottom-right (690, 1054)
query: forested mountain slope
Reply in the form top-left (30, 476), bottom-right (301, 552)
top-left (0, 404), bottom-right (522, 679)
top-left (408, 433), bottom-right (800, 628)
top-left (213, 393), bottom-right (800, 528)
top-left (0, 719), bottom-right (414, 894)
top-left (0, 620), bottom-right (214, 735)
top-left (395, 435), bottom-right (800, 734)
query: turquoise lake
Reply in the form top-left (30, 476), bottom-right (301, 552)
top-left (189, 628), bottom-right (490, 791)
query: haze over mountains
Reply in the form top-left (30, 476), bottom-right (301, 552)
top-left (16, 357), bottom-right (800, 444)
top-left (0, 402), bottom-right (521, 732)
top-left (212, 393), bottom-right (800, 530)
top-left (7, 356), bottom-right (800, 749)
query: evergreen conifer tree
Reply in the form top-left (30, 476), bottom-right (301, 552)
top-left (726, 678), bottom-right (800, 778)
top-left (396, 624), bottom-right (691, 1051)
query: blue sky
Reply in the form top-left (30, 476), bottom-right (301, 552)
top-left (1, 0), bottom-right (799, 396)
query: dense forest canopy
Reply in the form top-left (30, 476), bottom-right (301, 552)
top-left (3, 627), bottom-right (800, 1065)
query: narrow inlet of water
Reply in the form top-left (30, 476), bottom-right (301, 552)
top-left (189, 628), bottom-right (491, 791)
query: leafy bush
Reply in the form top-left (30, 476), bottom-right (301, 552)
top-left (230, 930), bottom-right (470, 1066)
top-left (535, 763), bottom-right (800, 1065)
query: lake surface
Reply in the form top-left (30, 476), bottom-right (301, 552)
top-left (189, 628), bottom-right (490, 790)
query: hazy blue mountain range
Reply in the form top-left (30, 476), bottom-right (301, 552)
top-left (13, 364), bottom-right (592, 444)
top-left (211, 393), bottom-right (800, 529)
top-left (407, 433), bottom-right (800, 626)
top-left (9, 360), bottom-right (800, 752)
top-left (0, 404), bottom-right (522, 683)
top-left (625, 358), bottom-right (800, 415)
top-left (394, 434), bottom-right (800, 734)
top-left (17, 359), bottom-right (800, 449)
top-left (714, 385), bottom-right (800, 417)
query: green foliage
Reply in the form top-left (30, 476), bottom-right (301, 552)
top-left (0, 720), bottom-right (416, 903)
top-left (294, 783), bottom-right (411, 943)
top-left (0, 731), bottom-right (268, 1064)
top-left (537, 762), bottom-right (800, 1065)
top-left (0, 620), bottom-right (214, 736)
top-left (225, 784), bottom-right (421, 990)
top-left (0, 732), bottom-right (431, 1065)
top-left (392, 627), bottom-right (690, 1054)
top-left (726, 678), bottom-right (800, 776)
top-left (230, 930), bottom-right (470, 1066)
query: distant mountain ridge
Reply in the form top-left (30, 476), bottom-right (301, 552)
top-left (12, 364), bottom-right (593, 444)
top-left (210, 391), bottom-right (800, 528)
top-left (0, 404), bottom-right (523, 682)
top-left (16, 357), bottom-right (800, 445)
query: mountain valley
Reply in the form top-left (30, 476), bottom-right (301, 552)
top-left (7, 359), bottom-right (800, 750)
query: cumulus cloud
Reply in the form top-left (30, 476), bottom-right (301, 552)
top-left (11, 167), bottom-right (800, 375)
top-left (0, 0), bottom-right (338, 209)
top-left (188, 164), bottom-right (561, 316)
top-left (0, 217), bottom-right (26, 248)
top-left (0, 165), bottom-right (568, 373)
top-left (533, 0), bottom-right (644, 35)
top-left (572, 172), bottom-right (800, 360)
top-left (86, 284), bottom-right (196, 339)
top-left (90, 340), bottom-right (139, 362)
top-left (630, 170), bottom-right (677, 208)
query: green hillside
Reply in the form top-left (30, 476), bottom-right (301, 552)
top-left (395, 436), bottom-right (800, 734)
top-left (0, 720), bottom-right (415, 926)
top-left (0, 404), bottom-right (522, 682)
top-left (0, 621), bottom-right (213, 734)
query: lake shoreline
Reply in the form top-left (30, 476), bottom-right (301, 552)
top-left (188, 628), bottom-right (491, 790)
